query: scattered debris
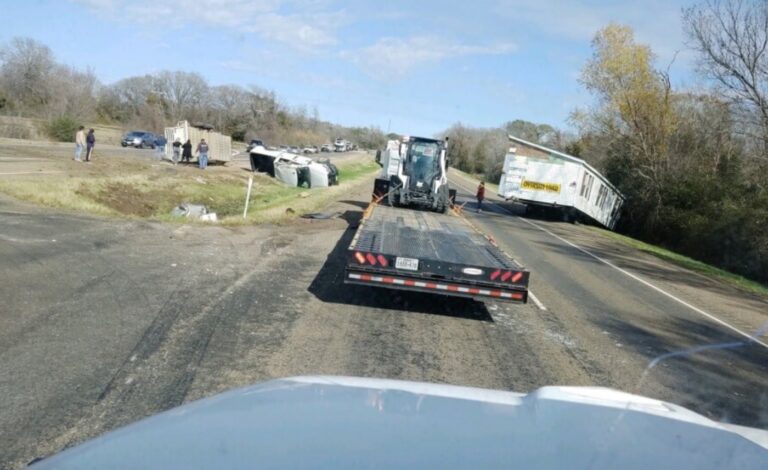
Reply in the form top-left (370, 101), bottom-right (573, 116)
top-left (170, 203), bottom-right (218, 222)
top-left (285, 208), bottom-right (296, 214)
top-left (301, 212), bottom-right (339, 220)
top-left (299, 192), bottom-right (310, 198)
top-left (195, 177), bottom-right (207, 185)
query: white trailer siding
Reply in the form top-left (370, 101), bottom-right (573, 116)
top-left (500, 156), bottom-right (583, 206)
top-left (164, 121), bottom-right (232, 162)
top-left (498, 136), bottom-right (624, 230)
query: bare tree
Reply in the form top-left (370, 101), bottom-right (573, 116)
top-left (0, 37), bottom-right (57, 113)
top-left (155, 71), bottom-right (208, 122)
top-left (684, 0), bottom-right (768, 146)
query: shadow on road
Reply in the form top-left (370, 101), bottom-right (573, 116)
top-left (308, 209), bottom-right (494, 322)
top-left (595, 313), bottom-right (768, 429)
top-left (338, 200), bottom-right (372, 210)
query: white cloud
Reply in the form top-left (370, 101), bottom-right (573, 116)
top-left (246, 12), bottom-right (340, 50)
top-left (493, 0), bottom-right (691, 67)
top-left (349, 36), bottom-right (517, 76)
top-left (72, 0), bottom-right (342, 51)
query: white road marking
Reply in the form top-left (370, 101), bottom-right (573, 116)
top-left (451, 174), bottom-right (768, 348)
top-left (494, 202), bottom-right (768, 350)
top-left (528, 291), bottom-right (547, 311)
top-left (450, 177), bottom-right (548, 311)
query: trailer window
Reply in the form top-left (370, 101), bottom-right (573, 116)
top-left (595, 185), bottom-right (607, 208)
top-left (581, 173), bottom-right (594, 200)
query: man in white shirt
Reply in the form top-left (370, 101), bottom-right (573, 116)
top-left (74, 126), bottom-right (85, 162)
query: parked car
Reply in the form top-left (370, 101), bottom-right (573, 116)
top-left (121, 131), bottom-right (157, 149)
top-left (247, 139), bottom-right (265, 152)
top-left (303, 146), bottom-right (318, 154)
top-left (290, 146), bottom-right (301, 154)
top-left (320, 144), bottom-right (333, 152)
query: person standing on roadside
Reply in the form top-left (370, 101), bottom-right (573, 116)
top-left (181, 139), bottom-right (192, 163)
top-left (84, 128), bottom-right (96, 163)
top-left (172, 138), bottom-right (182, 164)
top-left (476, 181), bottom-right (485, 213)
top-left (196, 138), bottom-right (209, 170)
top-left (74, 126), bottom-right (85, 162)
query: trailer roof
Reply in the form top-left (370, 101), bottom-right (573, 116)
top-left (508, 134), bottom-right (624, 199)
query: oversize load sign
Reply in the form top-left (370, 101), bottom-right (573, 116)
top-left (521, 180), bottom-right (561, 193)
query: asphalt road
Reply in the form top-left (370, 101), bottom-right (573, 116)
top-left (1, 169), bottom-right (767, 468)
top-left (449, 171), bottom-right (768, 426)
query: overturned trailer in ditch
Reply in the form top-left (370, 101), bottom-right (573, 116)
top-left (249, 147), bottom-right (339, 188)
top-left (164, 121), bottom-right (232, 163)
top-left (498, 135), bottom-right (624, 229)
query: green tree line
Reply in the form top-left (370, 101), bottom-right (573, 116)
top-left (442, 0), bottom-right (768, 285)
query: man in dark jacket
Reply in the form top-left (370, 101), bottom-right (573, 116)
top-left (85, 129), bottom-right (96, 163)
top-left (181, 139), bottom-right (193, 163)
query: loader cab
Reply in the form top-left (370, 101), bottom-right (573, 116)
top-left (404, 139), bottom-right (441, 188)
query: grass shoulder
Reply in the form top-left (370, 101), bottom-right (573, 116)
top-left (0, 152), bottom-right (379, 225)
top-left (588, 226), bottom-right (768, 298)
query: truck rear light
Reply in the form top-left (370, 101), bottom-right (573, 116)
top-left (355, 252), bottom-right (366, 264)
top-left (377, 255), bottom-right (389, 267)
top-left (490, 269), bottom-right (501, 280)
top-left (365, 253), bottom-right (377, 265)
top-left (501, 271), bottom-right (512, 282)
top-left (511, 272), bottom-right (523, 283)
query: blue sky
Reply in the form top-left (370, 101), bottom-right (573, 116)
top-left (1, 0), bottom-right (702, 135)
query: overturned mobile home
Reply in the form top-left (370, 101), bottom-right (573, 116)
top-left (498, 135), bottom-right (624, 230)
top-left (249, 147), bottom-right (339, 188)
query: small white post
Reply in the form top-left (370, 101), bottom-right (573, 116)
top-left (243, 175), bottom-right (254, 219)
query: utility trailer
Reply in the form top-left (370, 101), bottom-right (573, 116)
top-left (164, 120), bottom-right (232, 163)
top-left (344, 204), bottom-right (529, 303)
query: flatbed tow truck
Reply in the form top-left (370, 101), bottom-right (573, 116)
top-left (344, 136), bottom-right (529, 303)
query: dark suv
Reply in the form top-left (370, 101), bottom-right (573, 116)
top-left (121, 131), bottom-right (157, 149)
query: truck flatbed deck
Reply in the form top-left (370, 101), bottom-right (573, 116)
top-left (344, 205), bottom-right (529, 302)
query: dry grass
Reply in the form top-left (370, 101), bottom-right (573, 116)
top-left (0, 152), bottom-right (378, 224)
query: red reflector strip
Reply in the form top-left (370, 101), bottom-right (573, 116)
top-left (365, 253), bottom-right (377, 265)
top-left (377, 255), bottom-right (388, 267)
top-left (490, 269), bottom-right (501, 280)
top-left (355, 252), bottom-right (366, 264)
top-left (348, 273), bottom-right (523, 300)
top-left (501, 271), bottom-right (512, 281)
top-left (510, 272), bottom-right (523, 283)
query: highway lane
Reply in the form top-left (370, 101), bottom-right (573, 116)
top-left (450, 171), bottom-right (768, 428)
top-left (2, 171), bottom-right (768, 468)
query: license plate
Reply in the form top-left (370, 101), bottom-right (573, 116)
top-left (395, 257), bottom-right (419, 271)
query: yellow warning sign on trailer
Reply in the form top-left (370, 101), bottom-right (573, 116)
top-left (521, 180), bottom-right (561, 193)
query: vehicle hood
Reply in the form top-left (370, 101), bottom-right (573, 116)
top-left (33, 376), bottom-right (768, 469)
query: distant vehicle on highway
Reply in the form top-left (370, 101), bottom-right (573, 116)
top-left (334, 138), bottom-right (348, 152)
top-left (121, 131), bottom-right (157, 149)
